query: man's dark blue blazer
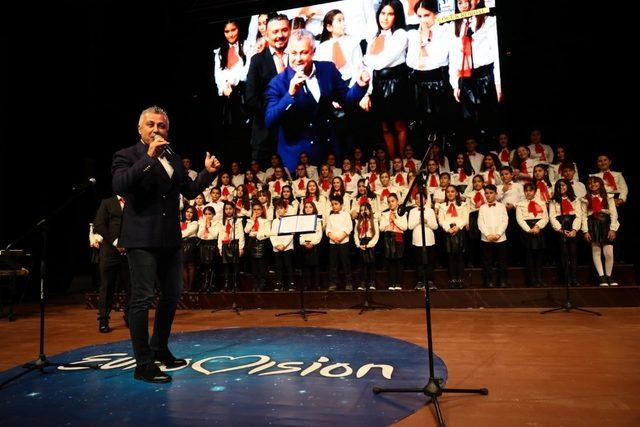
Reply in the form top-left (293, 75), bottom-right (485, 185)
top-left (112, 142), bottom-right (214, 248)
top-left (264, 61), bottom-right (367, 171)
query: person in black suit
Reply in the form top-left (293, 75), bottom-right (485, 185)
top-left (93, 195), bottom-right (129, 333)
top-left (245, 14), bottom-right (290, 165)
top-left (112, 106), bottom-right (221, 383)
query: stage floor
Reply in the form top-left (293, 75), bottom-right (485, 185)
top-left (1, 304), bottom-right (639, 426)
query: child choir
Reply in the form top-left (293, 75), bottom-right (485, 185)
top-left (170, 145), bottom-right (627, 291)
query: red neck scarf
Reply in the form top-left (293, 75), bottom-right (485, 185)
top-left (447, 202), bottom-right (458, 217)
top-left (473, 191), bottom-right (484, 209)
top-left (321, 179), bottom-right (331, 191)
top-left (534, 143), bottom-right (546, 161)
top-left (528, 200), bottom-right (543, 216)
top-left (602, 171), bottom-right (617, 190)
top-left (180, 221), bottom-right (188, 231)
top-left (298, 179), bottom-right (306, 190)
top-left (405, 159), bottom-right (416, 172)
top-left (395, 174), bottom-right (405, 186)
top-left (561, 197), bottom-right (574, 214)
top-left (500, 148), bottom-right (510, 163)
top-left (274, 181), bottom-right (281, 194)
top-left (429, 174), bottom-right (438, 187)
top-left (536, 181), bottom-right (550, 201)
top-left (589, 196), bottom-right (603, 215)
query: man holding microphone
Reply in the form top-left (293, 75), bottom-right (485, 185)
top-left (112, 106), bottom-right (221, 383)
top-left (264, 29), bottom-right (371, 171)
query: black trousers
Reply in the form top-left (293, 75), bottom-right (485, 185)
top-left (447, 252), bottom-right (465, 281)
top-left (559, 235), bottom-right (579, 284)
top-left (250, 257), bottom-right (266, 289)
top-left (329, 244), bottom-right (353, 287)
top-left (98, 249), bottom-right (130, 319)
top-left (481, 241), bottom-right (508, 285)
top-left (126, 247), bottom-right (182, 365)
top-left (415, 246), bottom-right (435, 284)
top-left (302, 265), bottom-right (320, 290)
top-left (385, 259), bottom-right (404, 286)
top-left (223, 263), bottom-right (240, 287)
top-left (525, 249), bottom-right (545, 285)
top-left (274, 250), bottom-right (294, 285)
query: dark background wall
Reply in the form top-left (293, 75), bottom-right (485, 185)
top-left (2, 0), bottom-right (636, 293)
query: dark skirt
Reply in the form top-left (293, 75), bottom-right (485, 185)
top-left (248, 237), bottom-right (267, 259)
top-left (221, 240), bottom-right (240, 264)
top-left (198, 239), bottom-right (217, 265)
top-left (458, 63), bottom-right (499, 120)
top-left (588, 213), bottom-right (612, 245)
top-left (372, 64), bottom-right (409, 121)
top-left (408, 66), bottom-right (450, 116)
top-left (384, 232), bottom-right (405, 259)
top-left (555, 214), bottom-right (576, 232)
top-left (520, 219), bottom-right (545, 250)
top-left (221, 81), bottom-right (248, 127)
top-left (182, 237), bottom-right (199, 262)
top-left (359, 237), bottom-right (376, 264)
top-left (468, 210), bottom-right (480, 240)
top-left (444, 230), bottom-right (466, 254)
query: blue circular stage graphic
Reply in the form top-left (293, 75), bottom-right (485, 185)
top-left (0, 327), bottom-right (447, 426)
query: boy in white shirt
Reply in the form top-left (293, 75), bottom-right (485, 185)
top-left (326, 195), bottom-right (354, 291)
top-left (269, 201), bottom-right (295, 291)
top-left (478, 184), bottom-right (509, 288)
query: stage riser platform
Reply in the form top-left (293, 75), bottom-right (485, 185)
top-left (85, 286), bottom-right (640, 309)
top-left (203, 264), bottom-right (634, 289)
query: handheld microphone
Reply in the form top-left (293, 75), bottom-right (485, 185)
top-left (72, 178), bottom-right (97, 191)
top-left (295, 65), bottom-right (308, 94)
top-left (153, 134), bottom-right (174, 156)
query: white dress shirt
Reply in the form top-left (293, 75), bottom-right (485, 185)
top-left (326, 210), bottom-right (354, 244)
top-left (197, 219), bottom-right (220, 240)
top-left (515, 199), bottom-right (549, 231)
top-left (450, 15), bottom-right (501, 89)
top-left (406, 24), bottom-right (453, 71)
top-left (244, 217), bottom-right (272, 240)
top-left (581, 195), bottom-right (620, 232)
top-left (478, 202), bottom-right (508, 242)
top-left (216, 219), bottom-right (245, 253)
top-left (498, 182), bottom-right (525, 207)
top-left (354, 217), bottom-right (380, 248)
top-left (379, 209), bottom-right (408, 233)
top-left (299, 220), bottom-right (323, 245)
top-left (364, 29), bottom-right (408, 94)
top-left (592, 171), bottom-right (628, 201)
top-left (407, 207), bottom-right (438, 246)
top-left (437, 201), bottom-right (470, 229)
top-left (315, 35), bottom-right (363, 83)
top-left (549, 197), bottom-right (583, 232)
top-left (181, 221), bottom-right (199, 238)
top-left (214, 42), bottom-right (251, 96)
top-left (326, 0), bottom-right (378, 42)
top-left (528, 143), bottom-right (554, 163)
top-left (270, 217), bottom-right (294, 251)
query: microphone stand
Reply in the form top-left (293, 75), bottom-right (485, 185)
top-left (277, 216), bottom-right (326, 321)
top-left (373, 142), bottom-right (488, 427)
top-left (541, 225), bottom-right (600, 316)
top-left (1, 184), bottom-right (98, 389)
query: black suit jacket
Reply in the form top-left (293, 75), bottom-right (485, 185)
top-left (93, 196), bottom-right (123, 255)
top-left (245, 48), bottom-right (278, 119)
top-left (111, 141), bottom-right (215, 248)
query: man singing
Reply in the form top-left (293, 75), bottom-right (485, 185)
top-left (112, 106), bottom-right (221, 383)
top-left (264, 29), bottom-right (370, 171)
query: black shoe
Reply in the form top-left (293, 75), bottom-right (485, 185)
top-left (155, 350), bottom-right (188, 369)
top-left (456, 279), bottom-right (464, 289)
top-left (328, 284), bottom-right (337, 292)
top-left (498, 282), bottom-right (507, 288)
top-left (99, 318), bottom-right (111, 333)
top-left (485, 282), bottom-right (495, 288)
top-left (428, 281), bottom-right (438, 291)
top-left (448, 279), bottom-right (456, 289)
top-left (274, 283), bottom-right (283, 292)
top-left (345, 283), bottom-right (353, 291)
top-left (134, 363), bottom-right (171, 383)
top-left (598, 276), bottom-right (609, 287)
top-left (288, 283), bottom-right (296, 292)
top-left (414, 282), bottom-right (426, 290)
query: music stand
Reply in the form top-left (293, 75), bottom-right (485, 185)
top-left (373, 142), bottom-right (488, 427)
top-left (1, 185), bottom-right (98, 389)
top-left (275, 214), bottom-right (326, 321)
